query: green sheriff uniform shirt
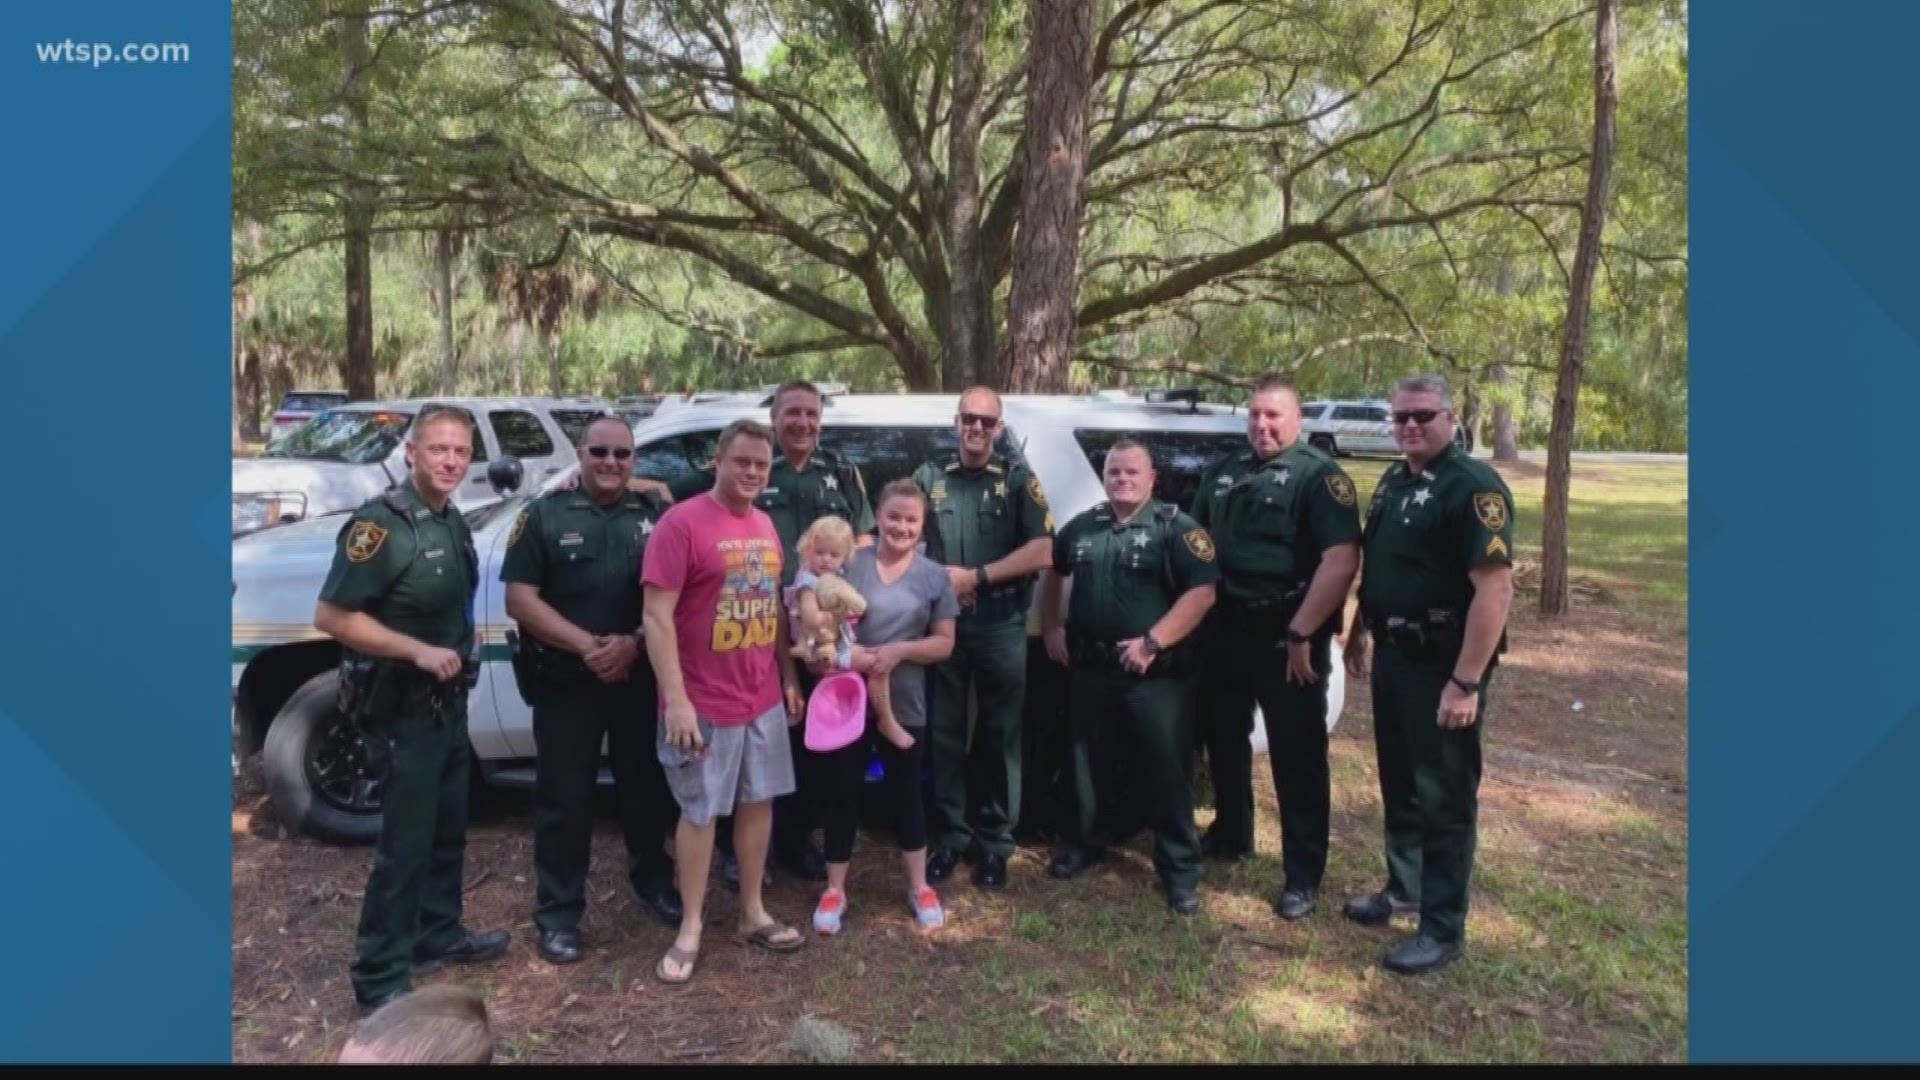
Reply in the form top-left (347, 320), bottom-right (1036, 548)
top-left (912, 451), bottom-right (1054, 618)
top-left (499, 486), bottom-right (668, 636)
top-left (1357, 441), bottom-right (1517, 634)
top-left (318, 480), bottom-right (477, 656)
top-left (1191, 440), bottom-right (1362, 628)
top-left (668, 449), bottom-right (872, 584)
top-left (1052, 499), bottom-right (1220, 641)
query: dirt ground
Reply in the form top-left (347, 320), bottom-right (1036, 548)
top-left (232, 585), bottom-right (1686, 1063)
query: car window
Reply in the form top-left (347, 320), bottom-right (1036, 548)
top-left (1072, 429), bottom-right (1247, 513)
top-left (632, 431), bottom-right (721, 485)
top-left (1300, 403), bottom-right (1326, 420)
top-left (1332, 405), bottom-right (1370, 421)
top-left (262, 409), bottom-right (411, 464)
top-left (490, 410), bottom-right (553, 459)
top-left (549, 408), bottom-right (609, 449)
top-left (1364, 406), bottom-right (1390, 423)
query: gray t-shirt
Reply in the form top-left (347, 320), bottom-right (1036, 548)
top-left (843, 547), bottom-right (960, 729)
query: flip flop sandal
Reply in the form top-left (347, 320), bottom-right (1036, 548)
top-left (654, 942), bottom-right (700, 984)
top-left (738, 921), bottom-right (805, 952)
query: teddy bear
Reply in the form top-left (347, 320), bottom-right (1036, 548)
top-left (790, 571), bottom-right (869, 669)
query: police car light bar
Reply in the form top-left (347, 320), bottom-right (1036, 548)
top-left (1143, 388), bottom-right (1205, 410)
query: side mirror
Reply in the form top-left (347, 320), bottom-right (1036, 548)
top-left (488, 456), bottom-right (524, 494)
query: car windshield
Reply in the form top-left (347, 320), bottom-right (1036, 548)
top-left (263, 409), bottom-right (412, 463)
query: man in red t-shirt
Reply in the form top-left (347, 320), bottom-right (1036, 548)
top-left (642, 418), bottom-right (808, 982)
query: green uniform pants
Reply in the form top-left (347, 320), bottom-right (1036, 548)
top-left (531, 666), bottom-right (675, 934)
top-left (1371, 642), bottom-right (1491, 944)
top-left (1198, 612), bottom-right (1333, 890)
top-left (1063, 665), bottom-right (1202, 892)
top-left (351, 694), bottom-right (472, 1003)
top-left (928, 612), bottom-right (1028, 860)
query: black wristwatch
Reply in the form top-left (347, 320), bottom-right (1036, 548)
top-left (1285, 627), bottom-right (1312, 646)
top-left (1449, 675), bottom-right (1481, 695)
top-left (1142, 632), bottom-right (1164, 656)
top-left (975, 565), bottom-right (991, 588)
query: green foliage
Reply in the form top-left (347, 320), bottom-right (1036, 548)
top-left (233, 0), bottom-right (1686, 450)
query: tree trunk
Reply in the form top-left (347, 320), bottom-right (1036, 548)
top-left (435, 229), bottom-right (457, 393)
top-left (942, 0), bottom-right (993, 393)
top-left (508, 319), bottom-right (525, 396)
top-left (545, 327), bottom-right (563, 398)
top-left (1490, 261), bottom-right (1520, 461)
top-left (337, 0), bottom-right (377, 401)
top-left (1540, 0), bottom-right (1617, 617)
top-left (1003, 0), bottom-right (1094, 395)
top-left (1490, 368), bottom-right (1519, 460)
top-left (238, 344), bottom-right (264, 441)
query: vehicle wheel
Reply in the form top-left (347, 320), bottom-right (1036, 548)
top-left (262, 670), bottom-right (383, 845)
top-left (1309, 433), bottom-right (1339, 456)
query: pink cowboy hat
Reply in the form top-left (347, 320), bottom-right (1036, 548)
top-left (804, 670), bottom-right (867, 753)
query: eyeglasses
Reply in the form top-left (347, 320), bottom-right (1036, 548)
top-left (958, 412), bottom-right (1001, 429)
top-left (1392, 409), bottom-right (1445, 426)
top-left (585, 445), bottom-right (634, 460)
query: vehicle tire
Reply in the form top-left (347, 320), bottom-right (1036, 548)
top-left (1309, 433), bottom-right (1339, 456)
top-left (262, 670), bottom-right (383, 845)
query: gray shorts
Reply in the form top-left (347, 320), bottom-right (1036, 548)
top-left (658, 702), bottom-right (796, 826)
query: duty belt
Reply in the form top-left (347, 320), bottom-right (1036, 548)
top-left (1065, 632), bottom-right (1195, 678)
top-left (1220, 582), bottom-right (1308, 636)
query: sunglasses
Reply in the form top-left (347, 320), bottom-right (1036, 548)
top-left (958, 412), bottom-right (1001, 429)
top-left (585, 445), bottom-right (634, 460)
top-left (1392, 409), bottom-right (1445, 426)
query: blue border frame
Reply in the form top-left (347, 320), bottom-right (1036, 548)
top-left (0, 3), bottom-right (231, 1062)
top-left (1692, 2), bottom-right (1920, 1064)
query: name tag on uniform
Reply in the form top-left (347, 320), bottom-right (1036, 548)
top-left (413, 508), bottom-right (429, 518)
top-left (423, 548), bottom-right (446, 559)
top-left (762, 487), bottom-right (779, 496)
top-left (559, 532), bottom-right (584, 547)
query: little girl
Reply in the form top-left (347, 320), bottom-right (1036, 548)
top-left (788, 516), bottom-right (915, 751)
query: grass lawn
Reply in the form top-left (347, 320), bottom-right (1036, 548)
top-left (233, 456), bottom-right (1688, 1064)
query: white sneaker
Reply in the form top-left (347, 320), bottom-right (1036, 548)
top-left (813, 889), bottom-right (847, 936)
top-left (910, 886), bottom-right (944, 932)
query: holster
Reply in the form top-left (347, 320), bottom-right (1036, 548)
top-left (507, 629), bottom-right (586, 708)
top-left (1372, 610), bottom-right (1465, 662)
top-left (337, 650), bottom-right (412, 729)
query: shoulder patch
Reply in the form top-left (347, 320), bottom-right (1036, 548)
top-left (1486, 535), bottom-right (1510, 558)
top-left (1474, 492), bottom-right (1509, 532)
top-left (508, 509), bottom-right (529, 547)
top-left (1027, 475), bottom-right (1048, 509)
top-left (345, 520), bottom-right (389, 563)
top-left (1183, 528), bottom-right (1216, 562)
top-left (1325, 475), bottom-right (1357, 507)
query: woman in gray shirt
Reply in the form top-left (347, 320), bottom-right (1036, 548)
top-left (809, 480), bottom-right (959, 936)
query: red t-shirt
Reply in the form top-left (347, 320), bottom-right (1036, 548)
top-left (641, 493), bottom-right (785, 725)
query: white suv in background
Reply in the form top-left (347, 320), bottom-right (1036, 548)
top-left (1302, 398), bottom-right (1472, 457)
top-left (232, 396), bottom-right (612, 537)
